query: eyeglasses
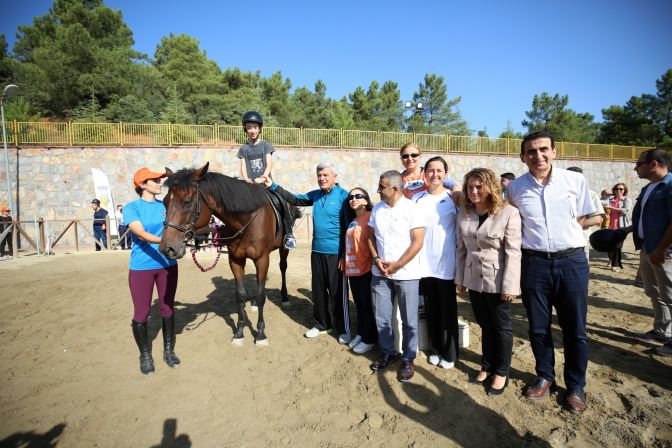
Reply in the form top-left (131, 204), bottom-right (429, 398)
top-left (348, 194), bottom-right (366, 201)
top-left (401, 153), bottom-right (420, 160)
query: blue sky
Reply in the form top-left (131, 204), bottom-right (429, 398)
top-left (2, 0), bottom-right (671, 136)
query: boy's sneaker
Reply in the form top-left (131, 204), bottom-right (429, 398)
top-left (353, 342), bottom-right (375, 354)
top-left (284, 235), bottom-right (296, 250)
top-left (338, 333), bottom-right (352, 345)
top-left (304, 327), bottom-right (330, 338)
top-left (637, 330), bottom-right (670, 345)
top-left (656, 342), bottom-right (672, 357)
top-left (428, 354), bottom-right (440, 366)
top-left (348, 335), bottom-right (362, 349)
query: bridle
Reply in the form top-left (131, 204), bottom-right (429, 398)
top-left (163, 180), bottom-right (257, 246)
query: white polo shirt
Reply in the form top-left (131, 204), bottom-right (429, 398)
top-left (507, 167), bottom-right (595, 252)
top-left (412, 190), bottom-right (457, 280)
top-left (369, 196), bottom-right (424, 280)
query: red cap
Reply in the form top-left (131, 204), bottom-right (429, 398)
top-left (133, 167), bottom-right (168, 188)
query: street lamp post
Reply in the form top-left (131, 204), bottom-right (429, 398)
top-left (404, 101), bottom-right (424, 135)
top-left (1, 84), bottom-right (19, 219)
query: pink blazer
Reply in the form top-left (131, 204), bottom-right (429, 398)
top-left (455, 203), bottom-right (522, 296)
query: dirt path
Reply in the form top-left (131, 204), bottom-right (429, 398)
top-left (0, 242), bottom-right (670, 447)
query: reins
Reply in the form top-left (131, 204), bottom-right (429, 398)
top-left (163, 180), bottom-right (259, 272)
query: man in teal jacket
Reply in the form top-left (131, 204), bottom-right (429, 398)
top-left (266, 163), bottom-right (350, 341)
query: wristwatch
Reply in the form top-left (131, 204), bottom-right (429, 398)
top-left (371, 255), bottom-right (380, 265)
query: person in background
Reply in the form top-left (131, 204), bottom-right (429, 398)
top-left (125, 167), bottom-right (180, 375)
top-left (604, 182), bottom-right (632, 271)
top-left (398, 142), bottom-right (460, 199)
top-left (368, 170), bottom-right (425, 382)
top-left (91, 198), bottom-right (108, 251)
top-left (600, 189), bottom-right (612, 229)
top-left (566, 167), bottom-right (606, 262)
top-left (412, 156), bottom-right (459, 370)
top-left (238, 111), bottom-right (296, 250)
top-left (500, 172), bottom-right (516, 198)
top-left (342, 187), bottom-right (377, 354)
top-left (0, 206), bottom-right (13, 258)
top-left (115, 204), bottom-right (131, 250)
top-left (506, 131), bottom-right (597, 414)
top-left (456, 168), bottom-right (521, 395)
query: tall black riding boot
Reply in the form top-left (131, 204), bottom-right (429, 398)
top-left (131, 320), bottom-right (155, 375)
top-left (162, 314), bottom-right (181, 368)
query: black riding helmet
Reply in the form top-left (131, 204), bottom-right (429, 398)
top-left (242, 111), bottom-right (263, 131)
top-left (589, 228), bottom-right (628, 253)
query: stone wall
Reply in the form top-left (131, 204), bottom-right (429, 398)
top-left (0, 145), bottom-right (646, 248)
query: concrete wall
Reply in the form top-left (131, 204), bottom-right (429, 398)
top-left (0, 145), bottom-right (646, 248)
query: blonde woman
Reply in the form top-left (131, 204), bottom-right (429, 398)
top-left (399, 142), bottom-right (458, 199)
top-left (456, 168), bottom-right (521, 395)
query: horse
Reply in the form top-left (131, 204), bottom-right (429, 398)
top-left (159, 162), bottom-right (298, 346)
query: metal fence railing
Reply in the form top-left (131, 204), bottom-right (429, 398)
top-left (3, 121), bottom-right (656, 160)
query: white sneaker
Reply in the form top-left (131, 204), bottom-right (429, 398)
top-left (348, 335), bottom-right (362, 349)
top-left (438, 359), bottom-right (455, 369)
top-left (352, 342), bottom-right (375, 354)
top-left (304, 327), bottom-right (330, 338)
top-left (428, 354), bottom-right (440, 366)
top-left (338, 333), bottom-right (352, 345)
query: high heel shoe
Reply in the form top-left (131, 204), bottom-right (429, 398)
top-left (487, 376), bottom-right (509, 395)
top-left (468, 371), bottom-right (492, 385)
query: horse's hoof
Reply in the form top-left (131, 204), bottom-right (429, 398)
top-left (255, 338), bottom-right (269, 347)
top-left (250, 305), bottom-right (259, 312)
top-left (280, 300), bottom-right (290, 309)
top-left (231, 337), bottom-right (244, 346)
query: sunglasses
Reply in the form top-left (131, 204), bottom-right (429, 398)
top-left (401, 153), bottom-right (420, 160)
top-left (348, 194), bottom-right (366, 201)
top-left (614, 188), bottom-right (624, 191)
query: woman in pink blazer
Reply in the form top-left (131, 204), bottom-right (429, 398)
top-left (456, 168), bottom-right (521, 395)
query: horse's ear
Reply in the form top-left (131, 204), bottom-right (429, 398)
top-left (165, 167), bottom-right (173, 176)
top-left (195, 162), bottom-right (209, 180)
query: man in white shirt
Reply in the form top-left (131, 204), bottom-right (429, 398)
top-left (507, 131), bottom-right (597, 414)
top-left (368, 170), bottom-right (425, 382)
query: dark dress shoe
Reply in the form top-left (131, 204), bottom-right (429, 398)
top-left (525, 377), bottom-right (555, 400)
top-left (370, 353), bottom-right (398, 372)
top-left (399, 360), bottom-right (415, 382)
top-left (487, 377), bottom-right (509, 396)
top-left (565, 390), bottom-right (587, 414)
top-left (469, 371), bottom-right (492, 385)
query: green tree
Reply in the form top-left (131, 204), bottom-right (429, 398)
top-left (159, 85), bottom-right (191, 123)
top-left (411, 73), bottom-right (470, 135)
top-left (348, 81), bottom-right (402, 131)
top-left (522, 92), bottom-right (598, 142)
top-left (13, 0), bottom-right (143, 117)
top-left (68, 87), bottom-right (104, 121)
top-left (0, 35), bottom-right (15, 88)
top-left (103, 94), bottom-right (155, 122)
top-left (499, 119), bottom-right (524, 139)
top-left (261, 71), bottom-right (292, 126)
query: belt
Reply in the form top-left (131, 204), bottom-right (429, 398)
top-left (521, 247), bottom-right (584, 259)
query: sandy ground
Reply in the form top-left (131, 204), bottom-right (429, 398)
top-left (0, 240), bottom-right (671, 448)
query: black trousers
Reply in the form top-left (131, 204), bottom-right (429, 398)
top-left (311, 252), bottom-right (346, 334)
top-left (608, 241), bottom-right (624, 268)
top-left (348, 272), bottom-right (377, 344)
top-left (469, 290), bottom-right (513, 376)
top-left (0, 231), bottom-right (12, 256)
top-left (421, 277), bottom-right (459, 363)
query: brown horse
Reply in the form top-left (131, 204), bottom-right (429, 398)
top-left (159, 162), bottom-right (296, 345)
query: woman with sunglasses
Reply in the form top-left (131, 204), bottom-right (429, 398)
top-left (604, 183), bottom-right (632, 271)
top-left (341, 188), bottom-right (378, 353)
top-left (399, 142), bottom-right (458, 199)
top-left (125, 167), bottom-right (180, 375)
top-left (412, 156), bottom-right (459, 370)
top-left (456, 168), bottom-right (521, 395)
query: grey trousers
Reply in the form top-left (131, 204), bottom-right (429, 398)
top-left (371, 275), bottom-right (419, 361)
top-left (639, 250), bottom-right (672, 338)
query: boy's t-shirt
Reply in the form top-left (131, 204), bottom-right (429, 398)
top-left (237, 140), bottom-right (275, 180)
top-left (124, 198), bottom-right (177, 271)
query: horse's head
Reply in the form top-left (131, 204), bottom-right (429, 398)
top-left (160, 163), bottom-right (213, 259)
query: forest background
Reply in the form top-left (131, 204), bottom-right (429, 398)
top-left (0, 0), bottom-right (670, 148)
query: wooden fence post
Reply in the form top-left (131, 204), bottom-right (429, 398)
top-left (39, 217), bottom-right (46, 253)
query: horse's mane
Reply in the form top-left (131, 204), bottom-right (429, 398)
top-left (165, 168), bottom-right (269, 214)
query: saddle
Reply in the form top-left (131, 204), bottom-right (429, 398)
top-left (265, 189), bottom-right (288, 237)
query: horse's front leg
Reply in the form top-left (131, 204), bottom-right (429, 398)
top-left (253, 254), bottom-right (270, 346)
top-left (279, 247), bottom-right (289, 308)
top-left (229, 257), bottom-right (247, 344)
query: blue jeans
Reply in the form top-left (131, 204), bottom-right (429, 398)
top-left (521, 251), bottom-right (588, 392)
top-left (371, 275), bottom-right (419, 361)
top-left (93, 227), bottom-right (107, 251)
